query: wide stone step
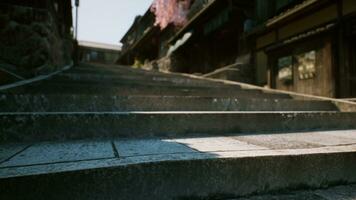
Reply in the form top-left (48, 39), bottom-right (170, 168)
top-left (4, 83), bottom-right (292, 99)
top-left (1, 111), bottom-right (355, 143)
top-left (0, 95), bottom-right (338, 112)
top-left (1, 132), bottom-right (356, 199)
top-left (48, 75), bottom-right (237, 88)
top-left (72, 64), bottom-right (172, 76)
top-left (57, 72), bottom-right (225, 86)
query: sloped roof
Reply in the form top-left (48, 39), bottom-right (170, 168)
top-left (79, 41), bottom-right (122, 51)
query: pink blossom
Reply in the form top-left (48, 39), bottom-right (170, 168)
top-left (151, 0), bottom-right (191, 30)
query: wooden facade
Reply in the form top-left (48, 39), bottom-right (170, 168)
top-left (118, 0), bottom-right (254, 77)
top-left (166, 0), bottom-right (254, 74)
top-left (253, 0), bottom-right (356, 98)
top-left (78, 41), bottom-right (121, 64)
top-left (118, 0), bottom-right (356, 97)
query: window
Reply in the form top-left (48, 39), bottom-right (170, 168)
top-left (278, 56), bottom-right (293, 84)
top-left (277, 50), bottom-right (317, 85)
top-left (295, 50), bottom-right (316, 80)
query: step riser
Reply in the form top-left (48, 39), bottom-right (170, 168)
top-left (47, 78), bottom-right (235, 88)
top-left (6, 86), bottom-right (291, 99)
top-left (1, 112), bottom-right (355, 143)
top-left (0, 96), bottom-right (338, 112)
top-left (1, 152), bottom-right (355, 200)
top-left (56, 73), bottom-right (224, 86)
top-left (43, 77), bottom-right (239, 89)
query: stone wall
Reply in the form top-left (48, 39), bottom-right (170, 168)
top-left (0, 4), bottom-right (72, 78)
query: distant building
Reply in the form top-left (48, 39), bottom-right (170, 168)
top-left (78, 41), bottom-right (121, 64)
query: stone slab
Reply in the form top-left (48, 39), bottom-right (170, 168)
top-left (236, 192), bottom-right (325, 200)
top-left (235, 134), bottom-right (323, 150)
top-left (315, 185), bottom-right (356, 200)
top-left (0, 144), bottom-right (29, 163)
top-left (172, 137), bottom-right (268, 152)
top-left (114, 139), bottom-right (197, 157)
top-left (0, 94), bottom-right (337, 112)
top-left (233, 185), bottom-right (356, 200)
top-left (283, 131), bottom-right (356, 146)
top-left (320, 130), bottom-right (356, 140)
top-left (0, 141), bottom-right (114, 167)
top-left (2, 112), bottom-right (356, 143)
top-left (236, 130), bottom-right (356, 149)
top-left (1, 144), bottom-right (356, 200)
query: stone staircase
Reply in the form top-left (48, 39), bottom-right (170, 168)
top-left (0, 63), bottom-right (356, 199)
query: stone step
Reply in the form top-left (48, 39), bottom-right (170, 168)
top-left (70, 66), bottom-right (191, 81)
top-left (4, 83), bottom-right (292, 99)
top-left (73, 64), bottom-right (169, 75)
top-left (0, 95), bottom-right (338, 112)
top-left (224, 184), bottom-right (356, 200)
top-left (49, 74), bottom-right (238, 88)
top-left (59, 71), bottom-right (221, 85)
top-left (1, 132), bottom-right (356, 199)
top-left (1, 111), bottom-right (355, 143)
top-left (71, 67), bottom-right (158, 75)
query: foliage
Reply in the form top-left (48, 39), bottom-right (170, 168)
top-left (151, 0), bottom-right (192, 30)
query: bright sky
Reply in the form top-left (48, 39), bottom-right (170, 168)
top-left (73, 0), bottom-right (153, 45)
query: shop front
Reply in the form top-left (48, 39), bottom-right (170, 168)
top-left (267, 31), bottom-right (336, 97)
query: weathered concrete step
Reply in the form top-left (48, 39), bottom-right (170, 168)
top-left (72, 64), bottom-right (173, 76)
top-left (49, 75), bottom-right (237, 88)
top-left (227, 184), bottom-right (356, 200)
top-left (0, 95), bottom-right (338, 112)
top-left (70, 67), bottom-right (160, 76)
top-left (58, 72), bottom-right (225, 86)
top-left (4, 83), bottom-right (292, 99)
top-left (0, 135), bottom-right (355, 200)
top-left (1, 111), bottom-right (355, 143)
top-left (69, 66), bottom-right (197, 82)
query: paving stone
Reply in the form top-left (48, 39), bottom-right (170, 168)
top-left (114, 139), bottom-right (197, 157)
top-left (0, 144), bottom-right (28, 163)
top-left (234, 192), bottom-right (325, 200)
top-left (230, 185), bottom-right (356, 200)
top-left (171, 137), bottom-right (267, 152)
top-left (0, 141), bottom-right (114, 167)
top-left (289, 131), bottom-right (356, 146)
top-left (235, 134), bottom-right (323, 150)
top-left (320, 130), bottom-right (356, 140)
top-left (315, 185), bottom-right (356, 200)
top-left (235, 130), bottom-right (356, 150)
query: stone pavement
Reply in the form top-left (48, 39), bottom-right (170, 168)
top-left (1, 63), bottom-right (356, 199)
top-left (227, 184), bottom-right (356, 200)
top-left (1, 130), bottom-right (356, 199)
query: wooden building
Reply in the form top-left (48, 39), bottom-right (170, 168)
top-left (78, 41), bottom-right (121, 64)
top-left (118, 10), bottom-right (160, 66)
top-left (118, 0), bottom-right (356, 98)
top-left (118, 0), bottom-right (254, 79)
top-left (251, 0), bottom-right (356, 98)
top-left (165, 0), bottom-right (254, 74)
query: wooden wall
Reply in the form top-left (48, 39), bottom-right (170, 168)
top-left (271, 37), bottom-right (335, 97)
